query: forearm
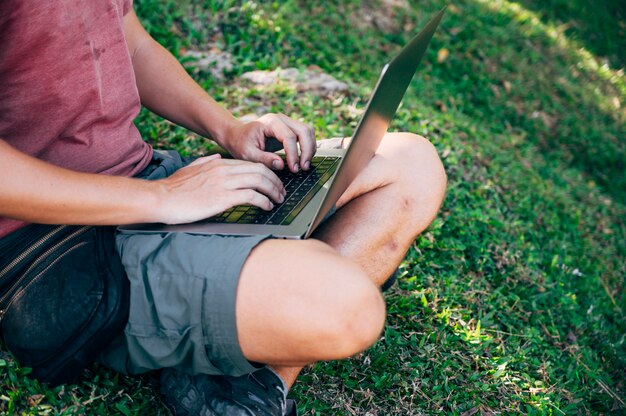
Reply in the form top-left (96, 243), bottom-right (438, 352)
top-left (122, 9), bottom-right (316, 173)
top-left (0, 140), bottom-right (162, 226)
top-left (123, 11), bottom-right (240, 146)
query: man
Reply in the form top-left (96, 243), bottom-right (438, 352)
top-left (0, 1), bottom-right (446, 415)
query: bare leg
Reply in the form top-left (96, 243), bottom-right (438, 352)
top-left (236, 133), bottom-right (447, 387)
top-left (236, 238), bottom-right (386, 366)
top-left (315, 132), bottom-right (447, 283)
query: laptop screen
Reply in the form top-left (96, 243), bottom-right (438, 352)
top-left (305, 8), bottom-right (445, 237)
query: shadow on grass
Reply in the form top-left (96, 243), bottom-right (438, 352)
top-left (1, 0), bottom-right (624, 414)
top-left (517, 0), bottom-right (626, 68)
top-left (427, 0), bottom-right (625, 206)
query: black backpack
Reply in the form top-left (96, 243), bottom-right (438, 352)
top-left (0, 224), bottom-right (129, 386)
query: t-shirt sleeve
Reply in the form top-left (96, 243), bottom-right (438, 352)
top-left (121, 0), bottom-right (133, 16)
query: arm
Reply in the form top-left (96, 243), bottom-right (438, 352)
top-left (0, 139), bottom-right (284, 226)
top-left (1, 9), bottom-right (295, 228)
top-left (122, 10), bottom-right (316, 172)
top-left (0, 138), bottom-right (158, 225)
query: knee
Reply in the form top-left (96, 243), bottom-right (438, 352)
top-left (318, 272), bottom-right (386, 359)
top-left (391, 132), bottom-right (447, 193)
top-left (384, 132), bottom-right (447, 220)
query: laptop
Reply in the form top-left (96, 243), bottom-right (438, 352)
top-left (122, 8), bottom-right (445, 239)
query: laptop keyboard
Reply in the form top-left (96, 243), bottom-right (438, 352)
top-left (205, 156), bottom-right (340, 226)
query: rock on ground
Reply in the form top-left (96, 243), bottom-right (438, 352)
top-left (183, 49), bottom-right (233, 79)
top-left (241, 67), bottom-right (348, 96)
top-left (356, 0), bottom-right (410, 33)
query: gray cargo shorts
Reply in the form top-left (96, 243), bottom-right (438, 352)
top-left (100, 151), bottom-right (269, 377)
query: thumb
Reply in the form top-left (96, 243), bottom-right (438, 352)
top-left (249, 147), bottom-right (285, 170)
top-left (188, 153), bottom-right (222, 166)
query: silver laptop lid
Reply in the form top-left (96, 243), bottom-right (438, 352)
top-left (304, 8), bottom-right (445, 238)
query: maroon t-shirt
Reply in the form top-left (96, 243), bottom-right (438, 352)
top-left (0, 0), bottom-right (153, 238)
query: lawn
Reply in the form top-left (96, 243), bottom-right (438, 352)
top-left (1, 0), bottom-right (624, 414)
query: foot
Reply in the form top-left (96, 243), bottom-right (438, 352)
top-left (316, 137), bottom-right (350, 150)
top-left (160, 367), bottom-right (289, 416)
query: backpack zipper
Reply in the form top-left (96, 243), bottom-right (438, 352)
top-left (0, 225), bottom-right (66, 281)
top-left (0, 226), bottom-right (91, 319)
top-left (0, 241), bottom-right (89, 323)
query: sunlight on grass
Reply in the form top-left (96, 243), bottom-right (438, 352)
top-left (476, 0), bottom-right (625, 114)
top-left (2, 0), bottom-right (624, 414)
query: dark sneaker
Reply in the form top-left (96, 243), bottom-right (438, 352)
top-left (160, 367), bottom-right (288, 416)
top-left (285, 399), bottom-right (298, 416)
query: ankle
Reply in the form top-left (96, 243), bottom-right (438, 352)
top-left (268, 366), bottom-right (302, 389)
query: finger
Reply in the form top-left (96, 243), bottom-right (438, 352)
top-left (188, 153), bottom-right (222, 166)
top-left (217, 160), bottom-right (285, 195)
top-left (247, 146), bottom-right (285, 171)
top-left (250, 163), bottom-right (285, 197)
top-left (231, 189), bottom-right (274, 211)
top-left (264, 120), bottom-right (300, 173)
top-left (279, 116), bottom-right (316, 170)
top-left (228, 172), bottom-right (285, 204)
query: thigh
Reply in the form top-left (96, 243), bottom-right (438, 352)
top-left (235, 238), bottom-right (385, 366)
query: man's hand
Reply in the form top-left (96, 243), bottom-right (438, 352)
top-left (223, 114), bottom-right (316, 173)
top-left (154, 154), bottom-right (287, 225)
top-left (123, 12), bottom-right (316, 174)
top-left (0, 140), bottom-right (286, 227)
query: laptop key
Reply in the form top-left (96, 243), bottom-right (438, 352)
top-left (225, 210), bottom-right (246, 223)
top-left (206, 156), bottom-right (340, 225)
top-left (281, 159), bottom-right (340, 225)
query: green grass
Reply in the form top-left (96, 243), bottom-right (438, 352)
top-left (2, 0), bottom-right (624, 414)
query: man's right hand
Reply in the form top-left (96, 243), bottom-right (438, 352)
top-left (154, 154), bottom-right (286, 225)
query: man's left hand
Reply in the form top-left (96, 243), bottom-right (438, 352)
top-left (223, 113), bottom-right (316, 173)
